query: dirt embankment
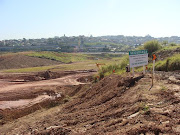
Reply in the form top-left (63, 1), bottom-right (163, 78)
top-left (0, 54), bottom-right (61, 70)
top-left (156, 47), bottom-right (180, 61)
top-left (1, 73), bottom-right (179, 135)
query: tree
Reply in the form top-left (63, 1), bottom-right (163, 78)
top-left (143, 40), bottom-right (161, 56)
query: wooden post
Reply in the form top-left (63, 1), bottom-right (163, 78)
top-left (153, 60), bottom-right (155, 74)
top-left (152, 70), bottom-right (153, 86)
top-left (152, 60), bottom-right (155, 86)
top-left (143, 65), bottom-right (145, 74)
top-left (132, 67), bottom-right (134, 76)
top-left (151, 54), bottom-right (156, 88)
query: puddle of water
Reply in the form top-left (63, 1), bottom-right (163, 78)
top-left (0, 95), bottom-right (55, 110)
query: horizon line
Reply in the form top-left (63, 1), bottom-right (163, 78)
top-left (1, 34), bottom-right (180, 41)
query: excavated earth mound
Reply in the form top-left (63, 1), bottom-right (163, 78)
top-left (0, 54), bottom-right (61, 70)
top-left (0, 73), bottom-right (180, 135)
top-left (34, 74), bottom-right (180, 135)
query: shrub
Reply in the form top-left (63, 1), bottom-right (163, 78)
top-left (98, 55), bottom-right (129, 76)
top-left (143, 40), bottom-right (161, 55)
top-left (169, 43), bottom-right (177, 46)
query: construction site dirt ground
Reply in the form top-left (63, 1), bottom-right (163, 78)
top-left (0, 71), bottom-right (94, 101)
top-left (0, 71), bottom-right (179, 135)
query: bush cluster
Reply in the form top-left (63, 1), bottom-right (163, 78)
top-left (143, 40), bottom-right (161, 55)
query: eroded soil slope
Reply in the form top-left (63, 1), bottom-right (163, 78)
top-left (0, 73), bottom-right (180, 135)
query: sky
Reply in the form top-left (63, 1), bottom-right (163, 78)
top-left (0, 0), bottom-right (180, 40)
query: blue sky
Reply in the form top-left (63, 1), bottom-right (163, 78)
top-left (0, 0), bottom-right (180, 40)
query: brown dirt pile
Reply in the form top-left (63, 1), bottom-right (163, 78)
top-left (0, 73), bottom-right (180, 135)
top-left (0, 54), bottom-right (61, 70)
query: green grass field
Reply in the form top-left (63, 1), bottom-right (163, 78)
top-left (26, 51), bottom-right (90, 63)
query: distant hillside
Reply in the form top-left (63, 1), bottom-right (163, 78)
top-left (1, 35), bottom-right (180, 52)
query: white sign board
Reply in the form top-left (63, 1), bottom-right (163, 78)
top-left (129, 50), bottom-right (148, 68)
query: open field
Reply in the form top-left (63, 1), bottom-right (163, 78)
top-left (2, 53), bottom-right (123, 73)
top-left (2, 60), bottom-right (121, 73)
top-left (0, 50), bottom-right (179, 134)
top-left (26, 51), bottom-right (91, 63)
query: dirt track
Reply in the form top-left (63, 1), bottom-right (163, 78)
top-left (0, 72), bottom-right (94, 109)
top-left (0, 73), bottom-right (86, 93)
